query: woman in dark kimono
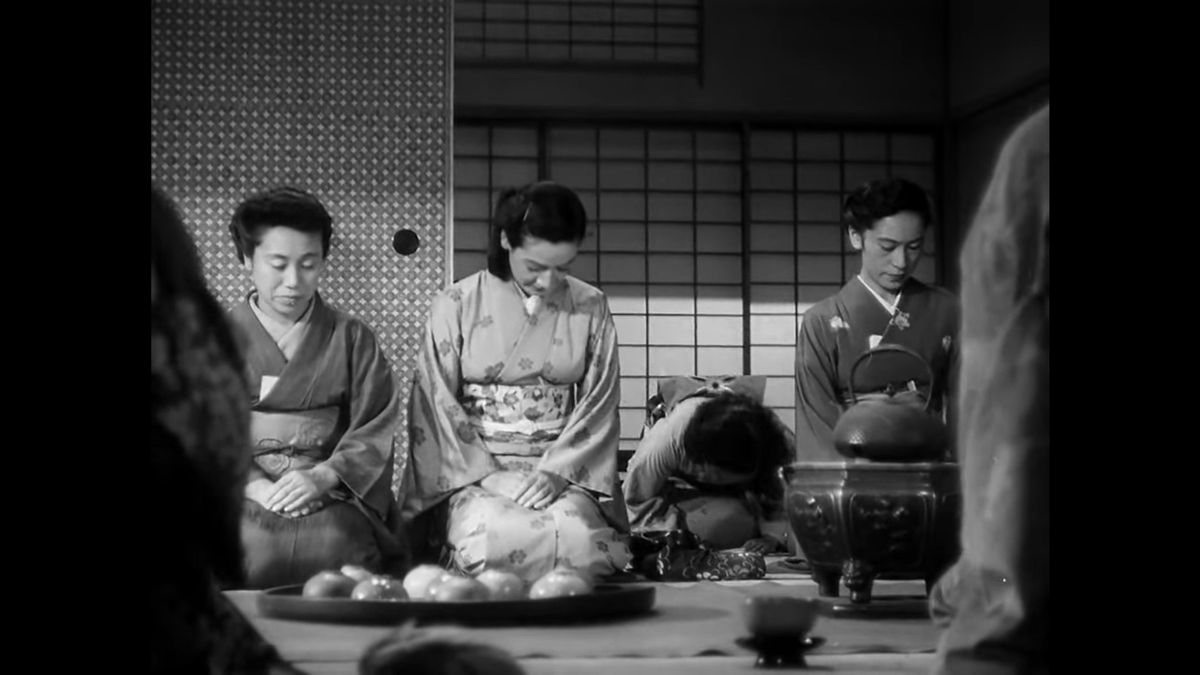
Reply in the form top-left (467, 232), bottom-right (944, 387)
top-left (227, 187), bottom-right (409, 588)
top-left (152, 185), bottom-right (525, 675)
top-left (794, 178), bottom-right (960, 460)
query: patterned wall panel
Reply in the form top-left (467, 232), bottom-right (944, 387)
top-left (150, 0), bottom-right (453, 495)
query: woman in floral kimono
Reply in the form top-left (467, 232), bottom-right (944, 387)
top-left (403, 181), bottom-right (633, 582)
top-left (624, 376), bottom-right (795, 552)
top-left (794, 178), bottom-right (960, 461)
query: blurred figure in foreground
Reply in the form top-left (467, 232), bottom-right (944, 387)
top-left (929, 105), bottom-right (1049, 674)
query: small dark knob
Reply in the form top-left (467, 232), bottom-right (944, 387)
top-left (393, 229), bottom-right (420, 256)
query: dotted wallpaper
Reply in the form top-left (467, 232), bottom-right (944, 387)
top-left (151, 0), bottom-right (454, 495)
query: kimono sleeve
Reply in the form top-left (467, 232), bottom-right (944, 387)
top-left (405, 289), bottom-right (500, 508)
top-left (794, 307), bottom-right (843, 461)
top-left (320, 320), bottom-right (403, 516)
top-left (944, 303), bottom-right (963, 461)
top-left (537, 294), bottom-right (621, 497)
top-left (622, 398), bottom-right (697, 532)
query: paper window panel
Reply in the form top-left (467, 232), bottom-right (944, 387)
top-left (648, 193), bottom-right (695, 223)
top-left (796, 254), bottom-right (844, 284)
top-left (696, 255), bottom-right (741, 285)
top-left (751, 346), bottom-right (796, 376)
top-left (749, 223), bottom-right (796, 253)
top-left (844, 133), bottom-right (888, 161)
top-left (797, 224), bottom-right (845, 253)
top-left (697, 163), bottom-right (742, 192)
top-left (619, 346), bottom-right (648, 376)
top-left (599, 162), bottom-right (647, 190)
top-left (750, 132), bottom-right (794, 160)
top-left (649, 316), bottom-right (696, 346)
top-left (648, 347), bottom-right (697, 377)
top-left (749, 254), bottom-right (794, 284)
top-left (751, 285), bottom-right (797, 315)
top-left (606, 284), bottom-right (648, 315)
top-left (613, 315), bottom-right (648, 345)
top-left (600, 223), bottom-right (648, 252)
top-left (600, 253), bottom-right (647, 283)
top-left (697, 224), bottom-right (741, 254)
top-left (696, 316), bottom-right (743, 346)
top-left (648, 254), bottom-right (695, 284)
top-left (600, 129), bottom-right (646, 159)
top-left (795, 163), bottom-right (841, 191)
top-left (648, 162), bottom-right (695, 191)
top-left (750, 314), bottom-right (798, 346)
top-left (490, 127), bottom-right (538, 157)
top-left (648, 222), bottom-right (695, 252)
top-left (649, 131), bottom-right (693, 159)
top-left (696, 347), bottom-right (744, 376)
top-left (549, 160), bottom-right (598, 190)
top-left (647, 285), bottom-right (696, 315)
top-left (696, 285), bottom-right (743, 315)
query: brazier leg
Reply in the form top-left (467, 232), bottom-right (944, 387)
top-left (843, 559), bottom-right (875, 604)
top-left (811, 566), bottom-right (841, 597)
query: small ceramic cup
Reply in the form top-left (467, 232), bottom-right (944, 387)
top-left (742, 595), bottom-right (821, 638)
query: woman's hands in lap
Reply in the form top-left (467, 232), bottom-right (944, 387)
top-left (247, 466), bottom-right (340, 517)
top-left (245, 478), bottom-right (277, 509)
top-left (514, 470), bottom-right (568, 510)
top-left (479, 471), bottom-right (527, 502)
top-left (480, 469), bottom-right (569, 510)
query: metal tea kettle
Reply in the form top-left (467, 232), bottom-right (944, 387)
top-left (832, 344), bottom-right (948, 462)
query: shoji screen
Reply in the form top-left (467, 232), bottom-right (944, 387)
top-left (453, 123), bottom-right (939, 457)
top-left (746, 130), bottom-right (939, 434)
top-left (454, 0), bottom-right (702, 68)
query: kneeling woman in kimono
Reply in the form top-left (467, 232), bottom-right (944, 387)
top-left (229, 187), bottom-right (408, 588)
top-left (624, 376), bottom-right (795, 553)
top-left (403, 181), bottom-right (633, 582)
top-left (795, 178), bottom-right (960, 461)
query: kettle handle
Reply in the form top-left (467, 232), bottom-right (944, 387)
top-left (846, 343), bottom-right (935, 412)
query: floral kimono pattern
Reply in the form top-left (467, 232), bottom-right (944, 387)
top-left (403, 271), bottom-right (632, 581)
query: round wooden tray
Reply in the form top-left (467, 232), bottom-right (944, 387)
top-left (256, 583), bottom-right (657, 626)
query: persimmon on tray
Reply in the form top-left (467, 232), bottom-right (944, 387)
top-left (256, 564), bottom-right (657, 625)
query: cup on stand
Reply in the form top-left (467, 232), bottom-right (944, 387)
top-left (740, 595), bottom-right (825, 668)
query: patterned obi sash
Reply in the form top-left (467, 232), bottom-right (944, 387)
top-left (460, 382), bottom-right (574, 448)
top-left (249, 406), bottom-right (340, 479)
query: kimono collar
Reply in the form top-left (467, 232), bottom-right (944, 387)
top-left (857, 275), bottom-right (903, 315)
top-left (512, 282), bottom-right (541, 316)
top-left (510, 278), bottom-right (566, 316)
top-left (247, 291), bottom-right (316, 361)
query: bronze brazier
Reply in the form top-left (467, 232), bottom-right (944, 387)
top-left (782, 461), bottom-right (961, 604)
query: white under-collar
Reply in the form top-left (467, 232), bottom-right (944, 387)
top-left (513, 281), bottom-right (542, 316)
top-left (857, 275), bottom-right (901, 315)
top-left (249, 292), bottom-right (314, 361)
